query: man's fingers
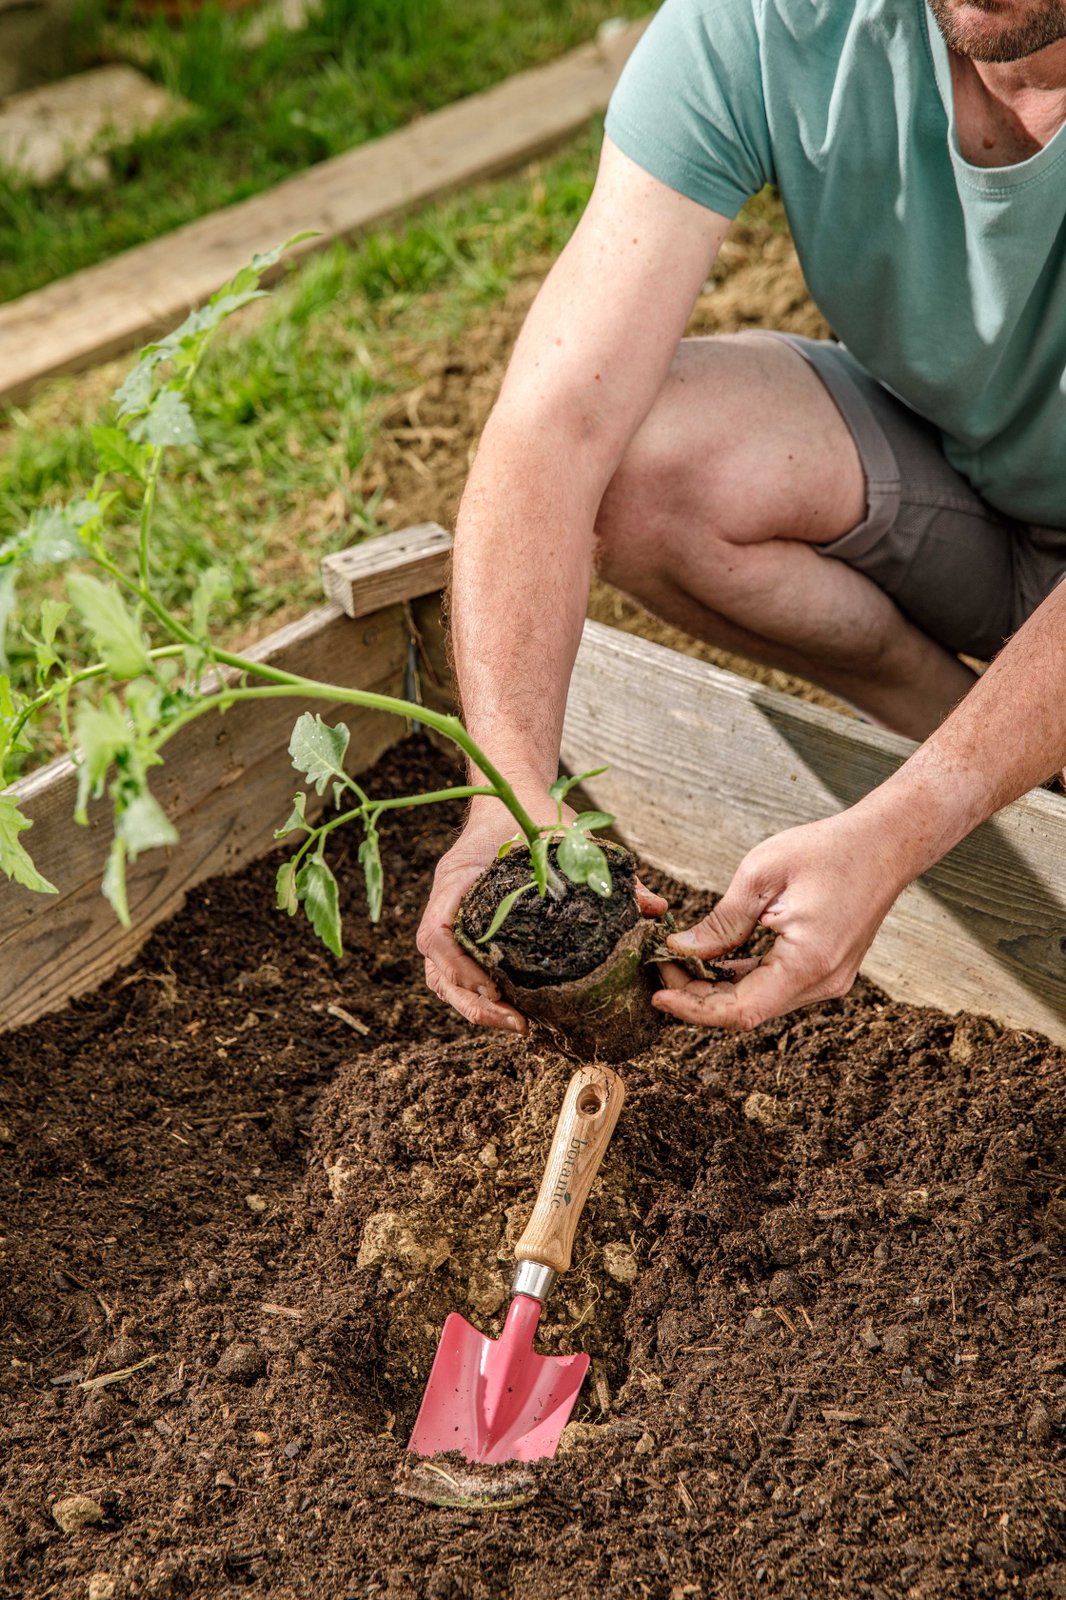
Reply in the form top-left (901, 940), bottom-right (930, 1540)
top-left (666, 872), bottom-right (767, 959)
top-left (424, 956), bottom-right (527, 1033)
top-left (652, 952), bottom-right (804, 1032)
top-left (634, 876), bottom-right (669, 918)
top-left (656, 956), bottom-right (760, 988)
top-left (421, 923), bottom-right (498, 999)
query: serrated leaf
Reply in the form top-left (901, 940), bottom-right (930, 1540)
top-left (117, 789), bottom-right (178, 860)
top-left (112, 360), bottom-right (156, 421)
top-left (190, 565), bottom-right (229, 640)
top-left (359, 827), bottom-right (384, 923)
top-left (249, 231), bottom-right (319, 275)
top-left (557, 825), bottom-right (613, 897)
top-left (92, 425), bottom-right (151, 482)
top-left (296, 854), bottom-right (342, 957)
top-left (276, 858), bottom-right (299, 915)
top-left (288, 711), bottom-right (350, 795)
top-left (548, 766), bottom-right (608, 804)
top-left (275, 791), bottom-right (309, 839)
top-left (476, 879), bottom-right (536, 944)
top-left (102, 835), bottom-right (129, 926)
top-left (569, 809), bottom-right (614, 833)
top-left (67, 572), bottom-right (150, 679)
top-left (0, 793), bottom-right (58, 895)
top-left (73, 696), bottom-right (131, 822)
top-left (40, 599), bottom-right (69, 646)
top-left (140, 389), bottom-right (199, 449)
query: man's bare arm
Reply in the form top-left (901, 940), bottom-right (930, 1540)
top-left (658, 578), bottom-right (1066, 1029)
top-left (417, 139), bottom-right (730, 1029)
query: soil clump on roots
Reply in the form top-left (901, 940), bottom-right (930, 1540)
top-left (1, 736), bottom-right (1064, 1599)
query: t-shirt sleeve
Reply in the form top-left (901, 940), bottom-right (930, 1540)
top-left (605, 0), bottom-right (773, 219)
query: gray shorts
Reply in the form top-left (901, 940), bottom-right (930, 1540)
top-left (767, 334), bottom-right (1066, 662)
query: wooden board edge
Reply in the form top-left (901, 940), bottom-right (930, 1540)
top-left (321, 523), bottom-right (453, 619)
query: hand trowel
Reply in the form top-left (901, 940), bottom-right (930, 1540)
top-left (408, 1063), bottom-right (625, 1465)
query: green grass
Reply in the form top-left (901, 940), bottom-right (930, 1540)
top-left (0, 124), bottom-right (602, 763)
top-left (0, 0), bottom-right (643, 305)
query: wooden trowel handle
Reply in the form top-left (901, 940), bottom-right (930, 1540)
top-left (515, 1065), bottom-right (625, 1276)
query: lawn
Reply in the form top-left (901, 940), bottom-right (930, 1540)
top-left (0, 0), bottom-right (643, 305)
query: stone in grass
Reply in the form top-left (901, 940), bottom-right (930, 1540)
top-left (215, 1341), bottom-right (264, 1383)
top-left (0, 66), bottom-right (188, 187)
top-left (51, 1495), bottom-right (105, 1533)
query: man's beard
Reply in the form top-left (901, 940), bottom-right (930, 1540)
top-left (928, 0), bottom-right (1066, 60)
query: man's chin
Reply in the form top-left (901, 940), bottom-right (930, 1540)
top-left (929, 0), bottom-right (1066, 61)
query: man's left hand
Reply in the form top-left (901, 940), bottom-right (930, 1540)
top-left (653, 809), bottom-right (911, 1032)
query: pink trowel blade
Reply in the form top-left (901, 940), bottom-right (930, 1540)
top-left (408, 1294), bottom-right (589, 1465)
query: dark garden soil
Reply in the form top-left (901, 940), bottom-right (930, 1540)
top-left (1, 736), bottom-right (1064, 1600)
top-left (458, 842), bottom-right (640, 987)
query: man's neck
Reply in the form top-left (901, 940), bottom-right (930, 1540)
top-left (951, 40), bottom-right (1066, 165)
top-left (947, 36), bottom-right (1066, 167)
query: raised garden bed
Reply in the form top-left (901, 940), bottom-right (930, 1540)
top-left (1, 531), bottom-right (1064, 1597)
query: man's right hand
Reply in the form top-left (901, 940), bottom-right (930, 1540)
top-left (417, 806), bottom-right (531, 1034)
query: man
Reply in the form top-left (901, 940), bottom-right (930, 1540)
top-left (417, 0), bottom-right (1066, 1036)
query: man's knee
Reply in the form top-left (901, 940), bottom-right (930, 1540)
top-left (594, 337), bottom-right (748, 582)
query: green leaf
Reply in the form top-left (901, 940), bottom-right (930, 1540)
top-left (569, 809), bottom-right (614, 833)
top-left (288, 712), bottom-right (350, 795)
top-left (117, 789), bottom-right (178, 861)
top-left (73, 697), bottom-right (130, 823)
top-left (40, 599), bottom-right (69, 645)
top-left (296, 854), bottom-right (343, 957)
top-left (530, 834), bottom-right (549, 895)
top-left (67, 572), bottom-right (150, 679)
top-left (274, 791), bottom-right (309, 839)
top-left (548, 766), bottom-right (608, 804)
top-left (102, 836), bottom-right (129, 926)
top-left (276, 858), bottom-right (299, 915)
top-left (476, 879), bottom-right (536, 944)
top-left (496, 835), bottom-right (519, 859)
top-left (248, 232), bottom-right (319, 275)
top-left (0, 793), bottom-right (58, 895)
top-left (140, 389), bottom-right (199, 449)
top-left (190, 566), bottom-right (230, 639)
top-left (359, 827), bottom-right (383, 923)
top-left (112, 360), bottom-right (156, 421)
top-left (92, 425), bottom-right (151, 482)
top-left (557, 826), bottom-right (613, 898)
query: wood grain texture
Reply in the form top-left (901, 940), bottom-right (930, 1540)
top-left (0, 603), bottom-right (411, 1034)
top-left (322, 523), bottom-right (452, 619)
top-left (561, 622), bottom-right (1066, 1043)
top-left (515, 1065), bottom-right (625, 1275)
top-left (0, 22), bottom-right (647, 405)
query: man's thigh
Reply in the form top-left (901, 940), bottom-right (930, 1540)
top-left (757, 333), bottom-right (1032, 661)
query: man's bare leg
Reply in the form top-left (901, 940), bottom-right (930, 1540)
top-left (594, 333), bottom-right (977, 740)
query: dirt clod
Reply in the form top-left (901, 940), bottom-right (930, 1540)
top-left (50, 1496), bottom-right (104, 1534)
top-left (214, 1341), bottom-right (264, 1383)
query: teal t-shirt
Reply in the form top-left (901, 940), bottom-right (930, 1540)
top-left (605, 0), bottom-right (1066, 526)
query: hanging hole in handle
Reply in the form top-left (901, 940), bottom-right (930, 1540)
top-left (577, 1087), bottom-right (604, 1116)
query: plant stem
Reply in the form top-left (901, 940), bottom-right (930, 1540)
top-left (152, 670), bottom-right (546, 849)
top-left (7, 645), bottom-right (187, 752)
top-left (138, 449), bottom-right (164, 589)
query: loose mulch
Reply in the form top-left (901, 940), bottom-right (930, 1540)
top-left (1, 735), bottom-right (1063, 1600)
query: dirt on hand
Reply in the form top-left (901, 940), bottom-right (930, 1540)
top-left (1, 735), bottom-right (1063, 1599)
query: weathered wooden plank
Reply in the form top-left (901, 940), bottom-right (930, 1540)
top-left (561, 622), bottom-right (1066, 1042)
top-left (0, 21), bottom-right (647, 405)
top-left (0, 603), bottom-right (411, 1033)
top-left (322, 523), bottom-right (452, 619)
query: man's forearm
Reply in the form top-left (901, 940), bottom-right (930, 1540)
top-left (857, 578), bottom-right (1066, 877)
top-left (449, 410), bottom-right (603, 796)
